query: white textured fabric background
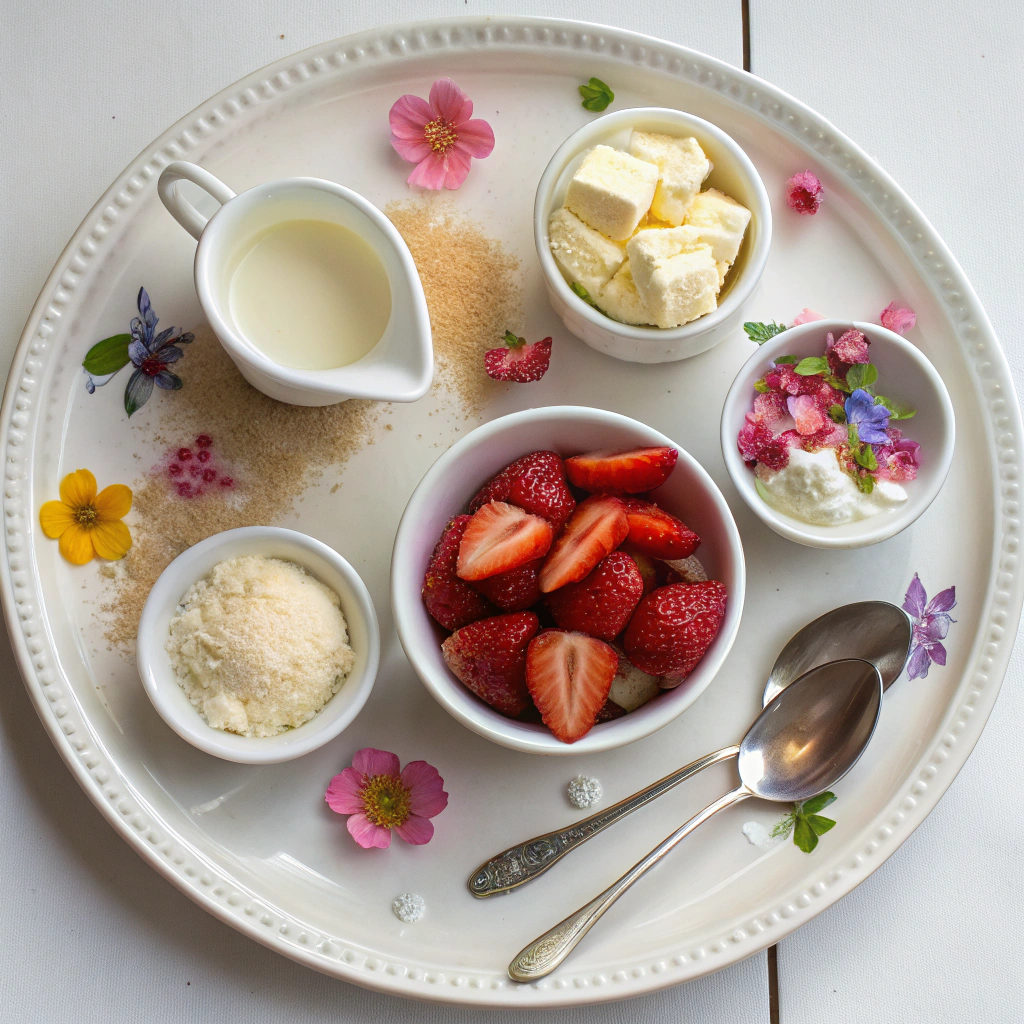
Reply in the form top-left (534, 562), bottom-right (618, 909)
top-left (0, 2), bottom-right (1020, 1021)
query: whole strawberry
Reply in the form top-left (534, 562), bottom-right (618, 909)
top-left (470, 558), bottom-right (542, 611)
top-left (441, 612), bottom-right (540, 717)
top-left (623, 581), bottom-right (727, 676)
top-left (469, 451), bottom-right (576, 528)
top-left (546, 551), bottom-right (643, 640)
top-left (422, 515), bottom-right (497, 630)
top-left (484, 331), bottom-right (552, 383)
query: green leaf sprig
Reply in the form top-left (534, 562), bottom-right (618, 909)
top-left (770, 792), bottom-right (838, 853)
top-left (570, 281), bottom-right (598, 307)
top-left (743, 321), bottom-right (788, 344)
top-left (579, 77), bottom-right (614, 112)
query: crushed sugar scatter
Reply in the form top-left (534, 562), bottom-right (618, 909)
top-left (392, 893), bottom-right (426, 923)
top-left (567, 775), bottom-right (603, 809)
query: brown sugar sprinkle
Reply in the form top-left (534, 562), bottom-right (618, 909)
top-left (102, 198), bottom-right (522, 648)
top-left (386, 195), bottom-right (523, 416)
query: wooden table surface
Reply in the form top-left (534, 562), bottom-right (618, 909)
top-left (1, 2), bottom-right (1020, 1020)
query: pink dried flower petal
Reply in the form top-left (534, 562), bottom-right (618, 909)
top-left (753, 391), bottom-right (788, 429)
top-left (880, 302), bottom-right (917, 335)
top-left (324, 767), bottom-right (366, 815)
top-left (401, 760), bottom-right (449, 818)
top-left (352, 747), bottom-right (401, 777)
top-left (785, 171), bottom-right (824, 215)
top-left (394, 814), bottom-right (435, 845)
top-left (429, 77), bottom-right (474, 123)
top-left (791, 308), bottom-right (826, 326)
top-left (347, 812), bottom-right (392, 850)
top-left (787, 394), bottom-right (828, 435)
top-left (832, 328), bottom-right (870, 364)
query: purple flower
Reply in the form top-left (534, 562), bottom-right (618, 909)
top-left (903, 573), bottom-right (956, 680)
top-left (124, 287), bottom-right (194, 416)
top-left (845, 388), bottom-right (890, 445)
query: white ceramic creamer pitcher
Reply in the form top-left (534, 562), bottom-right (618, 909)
top-left (158, 161), bottom-right (433, 407)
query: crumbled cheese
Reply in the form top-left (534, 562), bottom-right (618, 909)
top-left (392, 893), bottom-right (426, 923)
top-left (567, 775), bottom-right (603, 809)
top-left (548, 207), bottom-right (625, 295)
top-left (166, 554), bottom-right (354, 737)
top-left (627, 131), bottom-right (711, 225)
top-left (565, 145), bottom-right (659, 241)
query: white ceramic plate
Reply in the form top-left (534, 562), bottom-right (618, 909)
top-left (1, 16), bottom-right (1020, 1008)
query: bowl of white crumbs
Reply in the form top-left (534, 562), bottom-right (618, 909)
top-left (137, 526), bottom-right (380, 763)
top-left (535, 107), bottom-right (772, 364)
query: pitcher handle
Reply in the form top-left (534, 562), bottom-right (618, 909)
top-left (158, 161), bottom-right (236, 241)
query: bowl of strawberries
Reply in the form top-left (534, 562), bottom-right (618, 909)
top-left (391, 407), bottom-right (745, 754)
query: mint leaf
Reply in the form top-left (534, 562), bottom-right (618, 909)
top-left (854, 443), bottom-right (878, 471)
top-left (847, 422), bottom-right (860, 447)
top-left (828, 404), bottom-right (846, 423)
top-left (754, 379), bottom-right (770, 394)
top-left (801, 792), bottom-right (837, 815)
top-left (806, 814), bottom-right (837, 837)
top-left (793, 817), bottom-right (819, 853)
top-left (846, 362), bottom-right (879, 390)
top-left (754, 478), bottom-right (773, 501)
top-left (743, 321), bottom-right (788, 344)
top-left (795, 356), bottom-right (830, 376)
top-left (827, 373), bottom-right (852, 393)
top-left (570, 281), bottom-right (598, 307)
top-left (82, 334), bottom-right (132, 376)
top-left (579, 77), bottom-right (614, 112)
top-left (854, 472), bottom-right (875, 494)
top-left (774, 355), bottom-right (800, 365)
top-left (874, 394), bottom-right (916, 419)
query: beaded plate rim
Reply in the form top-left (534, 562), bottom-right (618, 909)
top-left (1, 15), bottom-right (1020, 1007)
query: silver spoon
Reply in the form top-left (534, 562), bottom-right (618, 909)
top-left (468, 601), bottom-right (910, 898)
top-left (507, 658), bottom-right (883, 982)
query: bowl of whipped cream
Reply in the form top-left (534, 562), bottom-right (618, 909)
top-left (720, 319), bottom-right (955, 549)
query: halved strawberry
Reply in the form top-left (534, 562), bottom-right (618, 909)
top-left (469, 558), bottom-right (542, 611)
top-left (538, 495), bottom-right (628, 593)
top-left (456, 501), bottom-right (554, 581)
top-left (441, 612), bottom-right (540, 716)
top-left (621, 498), bottom-right (700, 560)
top-left (469, 451), bottom-right (576, 528)
top-left (422, 515), bottom-right (498, 630)
top-left (546, 551), bottom-right (643, 640)
top-left (624, 581), bottom-right (727, 676)
top-left (564, 446), bottom-right (678, 494)
top-left (484, 332), bottom-right (552, 383)
top-left (525, 630), bottom-right (619, 743)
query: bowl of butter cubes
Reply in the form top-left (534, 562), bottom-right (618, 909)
top-left (535, 107), bottom-right (772, 364)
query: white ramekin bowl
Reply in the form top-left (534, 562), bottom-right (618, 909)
top-left (137, 526), bottom-right (380, 763)
top-left (534, 107), bottom-right (772, 364)
top-left (721, 319), bottom-right (955, 549)
top-left (391, 406), bottom-right (746, 755)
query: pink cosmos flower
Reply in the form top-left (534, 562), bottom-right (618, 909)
top-left (785, 171), bottom-right (824, 215)
top-left (880, 302), bottom-right (917, 335)
top-left (791, 308), bottom-right (825, 326)
top-left (389, 78), bottom-right (495, 190)
top-left (325, 747), bottom-right (448, 849)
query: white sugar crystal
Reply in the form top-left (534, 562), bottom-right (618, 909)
top-left (392, 893), bottom-right (426, 923)
top-left (627, 131), bottom-right (711, 225)
top-left (548, 207), bottom-right (625, 296)
top-left (683, 188), bottom-right (751, 265)
top-left (596, 260), bottom-right (654, 325)
top-left (626, 229), bottom-right (719, 328)
top-left (565, 145), bottom-right (659, 241)
top-left (743, 822), bottom-right (784, 849)
top-left (567, 774), bottom-right (603, 809)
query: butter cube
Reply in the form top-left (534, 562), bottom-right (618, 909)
top-left (628, 131), bottom-right (711, 225)
top-left (627, 228), bottom-right (719, 328)
top-left (548, 207), bottom-right (626, 296)
top-left (565, 145), bottom-right (659, 241)
top-left (597, 261), bottom-right (654, 326)
top-left (683, 188), bottom-right (751, 264)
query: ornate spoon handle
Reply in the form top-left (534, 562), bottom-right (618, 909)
top-left (508, 787), bottom-right (751, 982)
top-left (468, 744), bottom-right (741, 898)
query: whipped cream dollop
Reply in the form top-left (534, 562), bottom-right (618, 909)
top-left (756, 448), bottom-right (907, 526)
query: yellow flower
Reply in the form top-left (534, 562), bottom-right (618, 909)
top-left (39, 469), bottom-right (132, 565)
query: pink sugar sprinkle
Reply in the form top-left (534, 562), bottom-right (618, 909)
top-left (786, 171), bottom-right (824, 215)
top-left (791, 308), bottom-right (825, 326)
top-left (880, 302), bottom-right (917, 335)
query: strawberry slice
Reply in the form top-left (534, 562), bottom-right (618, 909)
top-left (484, 331), bottom-right (552, 383)
top-left (456, 501), bottom-right (554, 581)
top-left (546, 551), bottom-right (644, 640)
top-left (538, 495), bottom-right (628, 593)
top-left (422, 515), bottom-right (497, 630)
top-left (565, 446), bottom-right (678, 494)
top-left (469, 451), bottom-right (576, 528)
top-left (441, 612), bottom-right (540, 716)
top-left (621, 498), bottom-right (700, 560)
top-left (525, 630), bottom-right (619, 743)
top-left (470, 558), bottom-right (543, 611)
top-left (624, 581), bottom-right (727, 676)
